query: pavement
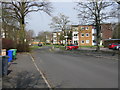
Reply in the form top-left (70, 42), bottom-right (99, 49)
top-left (78, 47), bottom-right (117, 52)
top-left (64, 48), bottom-right (119, 61)
top-left (2, 53), bottom-right (49, 89)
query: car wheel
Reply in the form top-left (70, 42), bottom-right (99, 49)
top-left (72, 48), bottom-right (74, 50)
top-left (119, 48), bottom-right (120, 51)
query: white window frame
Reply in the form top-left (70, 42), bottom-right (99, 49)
top-left (86, 33), bottom-right (89, 37)
top-left (58, 33), bottom-right (60, 35)
top-left (86, 27), bottom-right (89, 30)
top-left (81, 40), bottom-right (84, 44)
top-left (86, 40), bottom-right (90, 43)
top-left (81, 27), bottom-right (85, 30)
top-left (74, 37), bottom-right (77, 39)
top-left (81, 33), bottom-right (84, 37)
top-left (74, 34), bottom-right (78, 36)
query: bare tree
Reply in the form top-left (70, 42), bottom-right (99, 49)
top-left (37, 31), bottom-right (52, 44)
top-left (2, 3), bottom-right (19, 39)
top-left (49, 13), bottom-right (70, 32)
top-left (49, 14), bottom-right (70, 45)
top-left (2, 0), bottom-right (53, 44)
top-left (75, 0), bottom-right (118, 51)
top-left (26, 30), bottom-right (35, 43)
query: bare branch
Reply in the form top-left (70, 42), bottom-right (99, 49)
top-left (49, 14), bottom-right (70, 31)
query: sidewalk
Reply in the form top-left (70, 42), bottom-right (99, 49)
top-left (59, 47), bottom-right (119, 61)
top-left (78, 47), bottom-right (114, 52)
top-left (2, 53), bottom-right (48, 88)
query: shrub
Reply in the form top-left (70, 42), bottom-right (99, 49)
top-left (17, 43), bottom-right (30, 52)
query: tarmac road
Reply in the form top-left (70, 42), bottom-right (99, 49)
top-left (31, 46), bottom-right (118, 88)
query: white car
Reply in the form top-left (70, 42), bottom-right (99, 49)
top-left (113, 45), bottom-right (120, 50)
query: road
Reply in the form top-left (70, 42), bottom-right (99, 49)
top-left (31, 46), bottom-right (118, 88)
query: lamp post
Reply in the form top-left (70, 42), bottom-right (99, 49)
top-left (64, 35), bottom-right (68, 46)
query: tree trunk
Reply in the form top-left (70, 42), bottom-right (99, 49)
top-left (95, 22), bottom-right (101, 51)
top-left (18, 18), bottom-right (28, 52)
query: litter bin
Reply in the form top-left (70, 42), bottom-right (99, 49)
top-left (0, 56), bottom-right (9, 76)
top-left (7, 50), bottom-right (13, 62)
top-left (10, 49), bottom-right (17, 59)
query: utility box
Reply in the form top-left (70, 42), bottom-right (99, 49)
top-left (0, 56), bottom-right (9, 76)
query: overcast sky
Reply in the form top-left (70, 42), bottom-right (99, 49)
top-left (25, 1), bottom-right (118, 36)
top-left (26, 2), bottom-right (79, 36)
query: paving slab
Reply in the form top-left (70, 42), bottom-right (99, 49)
top-left (2, 53), bottom-right (48, 88)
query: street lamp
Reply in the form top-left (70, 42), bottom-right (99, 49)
top-left (64, 35), bottom-right (68, 46)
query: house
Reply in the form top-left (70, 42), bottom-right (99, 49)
top-left (78, 25), bottom-right (96, 46)
top-left (101, 23), bottom-right (113, 45)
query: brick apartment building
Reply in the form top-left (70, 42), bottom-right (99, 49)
top-left (78, 25), bottom-right (96, 46)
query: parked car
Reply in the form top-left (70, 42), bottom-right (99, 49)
top-left (65, 44), bottom-right (79, 50)
top-left (38, 43), bottom-right (42, 47)
top-left (108, 43), bottom-right (119, 49)
top-left (113, 44), bottom-right (120, 50)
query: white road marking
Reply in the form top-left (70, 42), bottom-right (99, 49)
top-left (28, 53), bottom-right (53, 89)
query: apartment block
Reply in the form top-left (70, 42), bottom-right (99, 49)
top-left (52, 32), bottom-right (61, 44)
top-left (71, 25), bottom-right (79, 45)
top-left (78, 25), bottom-right (96, 46)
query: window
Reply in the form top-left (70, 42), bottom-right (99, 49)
top-left (81, 27), bottom-right (85, 30)
top-left (81, 33), bottom-right (84, 37)
top-left (86, 40), bottom-right (90, 43)
top-left (81, 40), bottom-right (84, 43)
top-left (93, 40), bottom-right (96, 43)
top-left (86, 27), bottom-right (89, 30)
top-left (92, 26), bottom-right (95, 29)
top-left (74, 41), bottom-right (78, 44)
top-left (74, 34), bottom-right (78, 36)
top-left (53, 33), bottom-right (57, 36)
top-left (58, 33), bottom-right (60, 35)
top-left (86, 33), bottom-right (89, 37)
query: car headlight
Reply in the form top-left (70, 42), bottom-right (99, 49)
top-left (116, 46), bottom-right (119, 49)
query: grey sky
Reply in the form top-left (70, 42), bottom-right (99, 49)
top-left (26, 1), bottom-right (118, 36)
top-left (26, 2), bottom-right (79, 36)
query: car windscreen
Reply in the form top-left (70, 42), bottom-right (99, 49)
top-left (113, 43), bottom-right (118, 45)
top-left (67, 44), bottom-right (76, 46)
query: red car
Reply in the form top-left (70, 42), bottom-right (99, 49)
top-left (66, 44), bottom-right (79, 50)
top-left (108, 43), bottom-right (119, 49)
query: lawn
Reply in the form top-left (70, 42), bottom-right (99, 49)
top-left (30, 45), bottom-right (41, 50)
